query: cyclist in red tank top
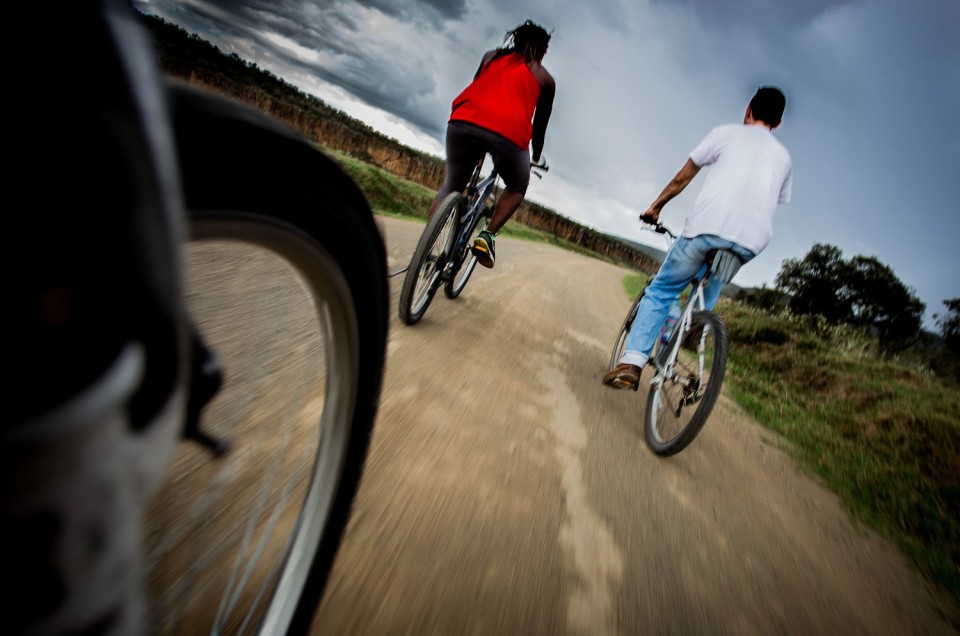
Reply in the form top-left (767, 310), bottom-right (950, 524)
top-left (450, 54), bottom-right (541, 150)
top-left (430, 20), bottom-right (556, 269)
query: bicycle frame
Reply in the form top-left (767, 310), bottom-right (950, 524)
top-left (447, 159), bottom-right (499, 269)
top-left (445, 155), bottom-right (549, 267)
top-left (652, 279), bottom-right (707, 386)
top-left (644, 225), bottom-right (714, 387)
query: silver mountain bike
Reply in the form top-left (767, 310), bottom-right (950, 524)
top-left (609, 223), bottom-right (741, 456)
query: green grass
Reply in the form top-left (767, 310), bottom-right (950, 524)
top-left (325, 147), bottom-right (437, 220)
top-left (325, 146), bottom-right (619, 263)
top-left (622, 273), bottom-right (649, 299)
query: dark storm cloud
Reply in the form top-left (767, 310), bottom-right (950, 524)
top-left (193, 0), bottom-right (468, 28)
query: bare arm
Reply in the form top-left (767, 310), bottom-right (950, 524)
top-left (530, 68), bottom-right (555, 163)
top-left (641, 158), bottom-right (701, 223)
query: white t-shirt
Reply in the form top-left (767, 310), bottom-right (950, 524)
top-left (684, 123), bottom-right (792, 255)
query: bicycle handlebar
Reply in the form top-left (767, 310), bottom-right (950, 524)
top-left (531, 160), bottom-right (549, 179)
top-left (639, 215), bottom-right (677, 238)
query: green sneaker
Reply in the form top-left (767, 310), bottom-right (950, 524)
top-left (472, 230), bottom-right (496, 269)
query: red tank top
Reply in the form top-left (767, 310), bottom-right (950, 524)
top-left (449, 53), bottom-right (541, 150)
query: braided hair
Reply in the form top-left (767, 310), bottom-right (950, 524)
top-left (498, 20), bottom-right (551, 64)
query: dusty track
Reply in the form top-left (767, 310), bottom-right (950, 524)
top-left (310, 216), bottom-right (956, 635)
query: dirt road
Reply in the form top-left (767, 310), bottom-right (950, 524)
top-left (310, 216), bottom-right (956, 635)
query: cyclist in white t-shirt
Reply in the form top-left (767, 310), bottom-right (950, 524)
top-left (603, 86), bottom-right (793, 390)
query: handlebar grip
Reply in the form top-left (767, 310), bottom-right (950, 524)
top-left (639, 216), bottom-right (676, 238)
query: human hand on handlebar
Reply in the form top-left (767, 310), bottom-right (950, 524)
top-left (639, 207), bottom-right (660, 225)
top-left (531, 155), bottom-right (548, 170)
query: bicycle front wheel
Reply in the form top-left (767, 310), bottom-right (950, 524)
top-left (398, 192), bottom-right (460, 324)
top-left (609, 293), bottom-right (644, 370)
top-left (143, 82), bottom-right (389, 634)
top-left (644, 311), bottom-right (728, 456)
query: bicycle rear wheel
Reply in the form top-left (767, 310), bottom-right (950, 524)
top-left (398, 192), bottom-right (460, 324)
top-left (143, 82), bottom-right (389, 634)
top-left (444, 204), bottom-right (490, 299)
top-left (644, 311), bottom-right (728, 456)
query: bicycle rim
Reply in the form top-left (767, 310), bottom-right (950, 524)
top-left (143, 213), bottom-right (360, 633)
top-left (609, 293), bottom-right (643, 369)
top-left (644, 311), bottom-right (728, 456)
top-left (399, 193), bottom-right (459, 324)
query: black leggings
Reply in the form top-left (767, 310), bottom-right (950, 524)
top-left (437, 121), bottom-right (530, 202)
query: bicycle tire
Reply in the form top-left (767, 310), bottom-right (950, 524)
top-left (398, 192), bottom-right (460, 324)
top-left (609, 293), bottom-right (644, 370)
top-left (151, 81), bottom-right (389, 634)
top-left (644, 310), bottom-right (728, 456)
top-left (444, 204), bottom-right (490, 299)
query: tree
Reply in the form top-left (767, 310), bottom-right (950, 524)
top-left (929, 298), bottom-right (960, 383)
top-left (775, 243), bottom-right (852, 323)
top-left (775, 244), bottom-right (924, 350)
top-left (935, 298), bottom-right (960, 354)
top-left (844, 255), bottom-right (924, 348)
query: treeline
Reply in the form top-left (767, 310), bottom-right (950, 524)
top-left (139, 13), bottom-right (661, 274)
top-left (738, 244), bottom-right (959, 382)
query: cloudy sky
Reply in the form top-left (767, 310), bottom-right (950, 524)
top-left (135, 0), bottom-right (958, 329)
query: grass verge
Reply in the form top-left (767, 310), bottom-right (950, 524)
top-left (628, 288), bottom-right (959, 609)
top-left (326, 147), bottom-right (619, 263)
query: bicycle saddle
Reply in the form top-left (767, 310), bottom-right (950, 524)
top-left (707, 249), bottom-right (745, 285)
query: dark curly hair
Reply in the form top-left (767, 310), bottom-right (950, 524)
top-left (501, 20), bottom-right (552, 64)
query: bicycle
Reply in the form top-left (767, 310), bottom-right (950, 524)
top-left (398, 155), bottom-right (548, 325)
top-left (6, 2), bottom-right (388, 634)
top-left (609, 222), bottom-right (741, 456)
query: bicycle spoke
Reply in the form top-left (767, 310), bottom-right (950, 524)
top-left (411, 248), bottom-right (445, 310)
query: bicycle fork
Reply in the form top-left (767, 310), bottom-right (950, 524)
top-left (651, 319), bottom-right (709, 415)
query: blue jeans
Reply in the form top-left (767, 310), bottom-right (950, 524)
top-left (619, 235), bottom-right (755, 368)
